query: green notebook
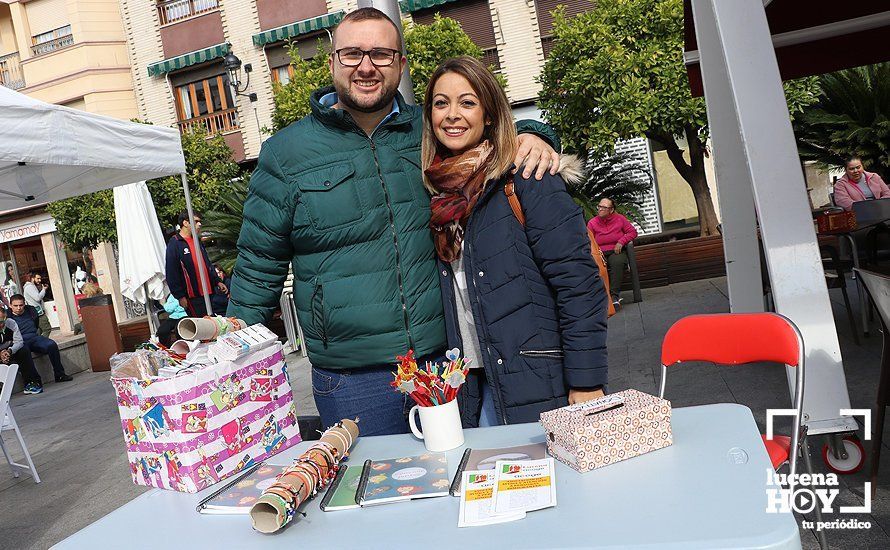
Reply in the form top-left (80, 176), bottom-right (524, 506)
top-left (319, 465), bottom-right (362, 512)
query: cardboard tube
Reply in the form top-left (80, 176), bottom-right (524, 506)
top-left (177, 317), bottom-right (245, 341)
top-left (250, 500), bottom-right (285, 534)
top-left (249, 419), bottom-right (359, 533)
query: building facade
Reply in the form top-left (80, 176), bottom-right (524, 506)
top-left (0, 0), bottom-right (136, 330)
top-left (123, 0), bottom-right (747, 234)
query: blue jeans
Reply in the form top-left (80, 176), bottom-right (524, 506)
top-left (25, 336), bottom-right (66, 378)
top-left (479, 379), bottom-right (498, 427)
top-left (312, 353), bottom-right (441, 436)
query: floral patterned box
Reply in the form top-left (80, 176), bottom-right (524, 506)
top-left (539, 389), bottom-right (672, 472)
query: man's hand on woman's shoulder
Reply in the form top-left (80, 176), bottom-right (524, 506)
top-left (513, 134), bottom-right (561, 180)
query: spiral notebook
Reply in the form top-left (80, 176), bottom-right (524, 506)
top-left (449, 443), bottom-right (548, 496)
top-left (319, 465), bottom-right (362, 512)
top-left (196, 463), bottom-right (289, 514)
top-left (357, 453), bottom-right (450, 506)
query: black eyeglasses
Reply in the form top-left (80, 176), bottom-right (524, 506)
top-left (334, 47), bottom-right (400, 67)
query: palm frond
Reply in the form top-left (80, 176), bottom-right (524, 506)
top-left (794, 62), bottom-right (890, 179)
top-left (203, 177), bottom-right (248, 272)
top-left (566, 150), bottom-right (653, 223)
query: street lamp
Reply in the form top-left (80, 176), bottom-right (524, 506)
top-left (223, 49), bottom-right (257, 102)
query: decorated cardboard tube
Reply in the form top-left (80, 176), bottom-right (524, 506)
top-left (177, 316), bottom-right (245, 341)
top-left (250, 418), bottom-right (359, 534)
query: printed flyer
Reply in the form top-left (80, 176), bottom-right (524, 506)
top-left (458, 470), bottom-right (525, 527)
top-left (492, 458), bottom-right (557, 514)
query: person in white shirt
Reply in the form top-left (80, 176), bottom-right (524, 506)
top-left (22, 271), bottom-right (51, 337)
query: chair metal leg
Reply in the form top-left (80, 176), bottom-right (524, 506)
top-left (871, 331), bottom-right (890, 498)
top-left (802, 437), bottom-right (829, 550)
top-left (7, 412), bottom-right (39, 483)
top-left (0, 434), bottom-right (20, 478)
top-left (839, 283), bottom-right (860, 345)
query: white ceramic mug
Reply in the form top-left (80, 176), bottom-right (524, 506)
top-left (409, 399), bottom-right (465, 452)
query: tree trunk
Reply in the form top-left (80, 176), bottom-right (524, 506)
top-left (646, 129), bottom-right (720, 236)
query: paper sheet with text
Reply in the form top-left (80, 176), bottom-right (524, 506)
top-left (492, 458), bottom-right (557, 514)
top-left (458, 470), bottom-right (525, 527)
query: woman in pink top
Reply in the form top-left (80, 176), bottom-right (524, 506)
top-left (587, 197), bottom-right (638, 309)
top-left (833, 156), bottom-right (890, 211)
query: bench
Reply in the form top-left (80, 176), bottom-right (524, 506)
top-left (10, 333), bottom-right (91, 393)
top-left (621, 235), bottom-right (727, 290)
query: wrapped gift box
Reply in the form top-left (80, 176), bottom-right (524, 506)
top-left (111, 342), bottom-right (301, 493)
top-left (539, 389), bottom-right (672, 472)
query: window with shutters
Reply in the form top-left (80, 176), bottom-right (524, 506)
top-left (174, 74), bottom-right (239, 136)
top-left (412, 0), bottom-right (501, 72)
top-left (26, 0), bottom-right (73, 56)
top-left (534, 0), bottom-right (594, 58)
top-left (271, 65), bottom-right (294, 85)
top-left (267, 34), bottom-right (329, 84)
top-left (31, 25), bottom-right (73, 56)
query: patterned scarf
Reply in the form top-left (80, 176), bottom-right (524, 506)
top-left (426, 141), bottom-right (493, 262)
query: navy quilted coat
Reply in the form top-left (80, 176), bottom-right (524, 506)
top-left (443, 170), bottom-right (609, 426)
top-left (227, 87), bottom-right (558, 369)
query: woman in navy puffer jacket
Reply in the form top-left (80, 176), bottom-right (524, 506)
top-left (422, 57), bottom-right (608, 427)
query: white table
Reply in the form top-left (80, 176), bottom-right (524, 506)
top-left (54, 404), bottom-right (801, 549)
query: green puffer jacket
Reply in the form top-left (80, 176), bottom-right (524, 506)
top-left (228, 86), bottom-right (558, 369)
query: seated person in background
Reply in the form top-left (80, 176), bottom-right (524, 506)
top-left (157, 293), bottom-right (187, 348)
top-left (211, 265), bottom-right (231, 316)
top-left (81, 275), bottom-right (103, 298)
top-left (833, 156), bottom-right (890, 211)
top-left (588, 197), bottom-right (638, 310)
top-left (0, 306), bottom-right (44, 395)
top-left (7, 294), bottom-right (72, 383)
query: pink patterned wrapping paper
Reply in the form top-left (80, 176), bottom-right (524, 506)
top-left (539, 389), bottom-right (672, 472)
top-left (111, 343), bottom-right (302, 493)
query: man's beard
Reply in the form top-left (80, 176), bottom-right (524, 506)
top-left (334, 78), bottom-right (399, 113)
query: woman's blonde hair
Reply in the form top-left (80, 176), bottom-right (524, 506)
top-left (421, 56), bottom-right (517, 192)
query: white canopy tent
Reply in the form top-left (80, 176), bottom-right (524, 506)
top-left (0, 85), bottom-right (214, 315)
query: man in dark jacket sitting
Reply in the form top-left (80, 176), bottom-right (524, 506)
top-left (8, 294), bottom-right (72, 383)
top-left (0, 306), bottom-right (44, 394)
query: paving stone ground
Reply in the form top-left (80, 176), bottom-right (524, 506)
top-left (1, 276), bottom-right (888, 549)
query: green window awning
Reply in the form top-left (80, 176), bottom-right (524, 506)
top-left (252, 11), bottom-right (345, 47)
top-left (400, 0), bottom-right (461, 13)
top-left (147, 43), bottom-right (230, 77)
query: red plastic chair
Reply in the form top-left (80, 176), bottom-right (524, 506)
top-left (659, 313), bottom-right (805, 479)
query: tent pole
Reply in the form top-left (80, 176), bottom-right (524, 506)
top-left (180, 173), bottom-right (213, 315)
top-left (143, 282), bottom-right (159, 336)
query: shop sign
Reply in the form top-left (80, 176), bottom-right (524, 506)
top-left (0, 216), bottom-right (56, 243)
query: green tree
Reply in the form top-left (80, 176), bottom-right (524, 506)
top-left (47, 125), bottom-right (241, 250)
top-left (270, 15), bottom-right (500, 131)
top-left (794, 63), bottom-right (890, 180)
top-left (403, 14), bottom-right (486, 103)
top-left (538, 0), bottom-right (819, 236)
top-left (270, 40), bottom-right (333, 133)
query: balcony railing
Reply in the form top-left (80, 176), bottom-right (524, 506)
top-left (0, 52), bottom-right (26, 90)
top-left (158, 0), bottom-right (220, 26)
top-left (177, 108), bottom-right (238, 136)
top-left (31, 26), bottom-right (74, 56)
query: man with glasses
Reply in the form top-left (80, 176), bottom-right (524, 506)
top-left (588, 198), bottom-right (638, 311)
top-left (228, 7), bottom-right (561, 435)
top-left (166, 211), bottom-right (226, 317)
